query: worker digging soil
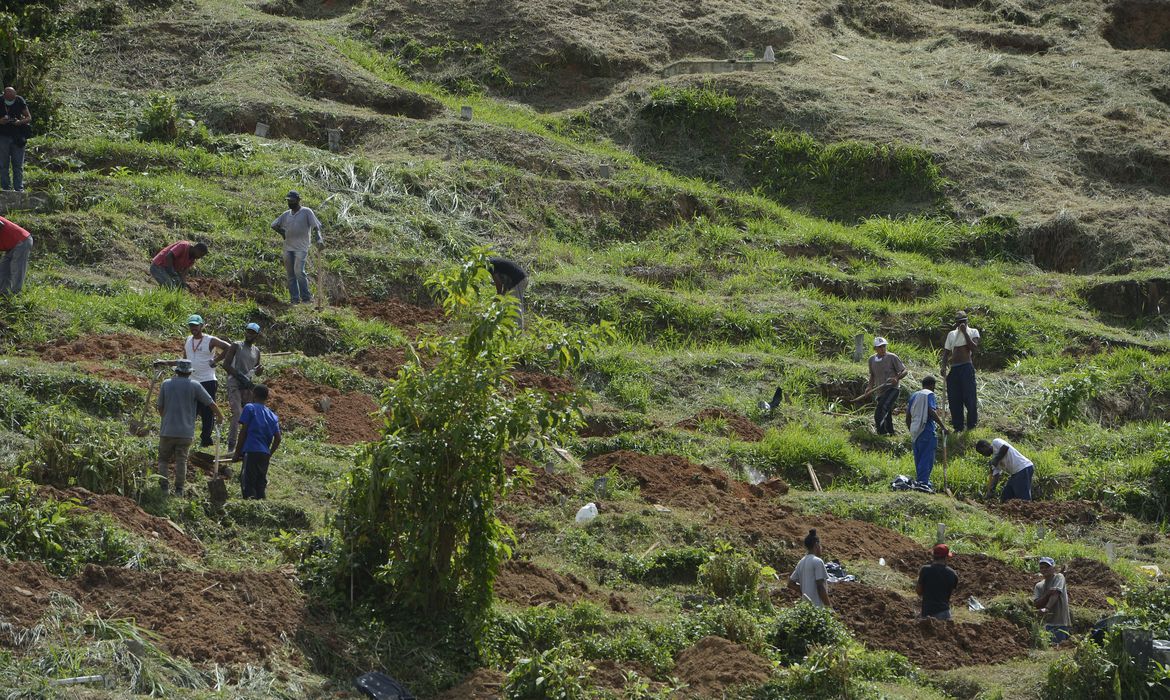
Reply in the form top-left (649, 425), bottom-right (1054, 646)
top-left (156, 358), bottom-right (222, 497)
top-left (222, 322), bottom-right (264, 453)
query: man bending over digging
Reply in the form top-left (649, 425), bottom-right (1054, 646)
top-left (977, 437), bottom-right (1034, 502)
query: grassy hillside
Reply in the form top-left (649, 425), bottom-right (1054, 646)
top-left (1, 0), bottom-right (1169, 698)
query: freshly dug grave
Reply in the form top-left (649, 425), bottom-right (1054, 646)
top-left (583, 451), bottom-right (918, 560)
top-left (348, 295), bottom-right (445, 332)
top-left (513, 370), bottom-right (577, 397)
top-left (674, 408), bottom-right (765, 442)
top-left (35, 333), bottom-right (176, 362)
top-left (992, 499), bottom-right (1123, 526)
top-left (185, 277), bottom-right (283, 306)
top-left (889, 549), bottom-right (1035, 600)
top-left (1064, 557), bottom-right (1124, 610)
top-left (0, 560), bottom-right (304, 664)
top-left (348, 345), bottom-right (412, 381)
top-left (673, 636), bottom-right (773, 698)
top-left (435, 668), bottom-right (505, 700)
top-left (265, 369), bottom-right (380, 444)
top-left (40, 486), bottom-right (203, 558)
top-left (495, 560), bottom-right (591, 606)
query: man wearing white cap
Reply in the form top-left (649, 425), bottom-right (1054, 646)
top-left (183, 314), bottom-right (230, 448)
top-left (221, 322), bottom-right (264, 452)
top-left (868, 336), bottom-right (908, 436)
top-left (156, 359), bottom-right (222, 496)
top-left (1033, 557), bottom-right (1070, 643)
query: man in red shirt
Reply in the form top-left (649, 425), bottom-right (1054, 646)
top-left (0, 214), bottom-right (32, 295)
top-left (150, 240), bottom-right (208, 290)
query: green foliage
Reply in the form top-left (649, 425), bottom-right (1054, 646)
top-left (336, 249), bottom-right (607, 642)
top-left (20, 407), bottom-right (153, 495)
top-left (504, 645), bottom-right (593, 700)
top-left (0, 2), bottom-right (64, 134)
top-left (737, 423), bottom-right (860, 484)
top-left (696, 604), bottom-right (767, 652)
top-left (1041, 367), bottom-right (1101, 427)
top-left (644, 83), bottom-right (740, 125)
top-left (138, 93), bottom-right (179, 142)
top-left (768, 602), bottom-right (850, 664)
top-left (1041, 639), bottom-right (1115, 700)
top-left (755, 645), bottom-right (876, 699)
top-left (698, 541), bottom-right (768, 601)
top-left (743, 130), bottom-right (949, 221)
top-left (986, 596), bottom-right (1046, 648)
top-left (642, 546), bottom-right (707, 584)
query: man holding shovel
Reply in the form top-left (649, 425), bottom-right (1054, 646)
top-left (867, 336), bottom-right (908, 436)
top-left (271, 191), bottom-right (324, 304)
top-left (156, 359), bottom-right (222, 496)
top-left (183, 314), bottom-right (230, 448)
top-left (906, 376), bottom-right (949, 488)
top-left (221, 322), bottom-right (264, 452)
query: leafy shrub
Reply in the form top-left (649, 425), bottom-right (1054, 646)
top-left (697, 604), bottom-right (767, 652)
top-left (986, 596), bottom-right (1046, 648)
top-left (642, 547), bottom-right (707, 585)
top-left (20, 407), bottom-right (153, 496)
top-left (644, 83), bottom-right (739, 125)
top-left (504, 645), bottom-right (593, 700)
top-left (698, 542), bottom-right (767, 600)
top-left (1040, 639), bottom-right (1115, 700)
top-left (769, 602), bottom-right (850, 663)
top-left (740, 424), bottom-right (860, 485)
top-left (138, 93), bottom-right (179, 142)
top-left (1041, 368), bottom-right (1101, 427)
top-left (754, 646), bottom-right (876, 699)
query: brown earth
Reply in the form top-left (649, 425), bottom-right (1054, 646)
top-left (348, 345), bottom-right (412, 381)
top-left (674, 408), bottom-right (765, 442)
top-left (513, 370), bottom-right (577, 397)
top-left (185, 276), bottom-right (284, 306)
top-left (79, 361), bottom-right (152, 388)
top-left (992, 499), bottom-right (1123, 526)
top-left (672, 636), bottom-right (773, 698)
top-left (778, 582), bottom-right (1032, 669)
top-left (0, 559), bottom-right (304, 664)
top-left (434, 668), bottom-right (505, 700)
top-left (889, 549), bottom-right (1034, 600)
top-left (40, 486), bottom-right (204, 558)
top-left (506, 464), bottom-right (579, 507)
top-left (348, 295), bottom-right (445, 333)
top-left (35, 333), bottom-right (176, 362)
top-left (583, 451), bottom-right (917, 559)
top-left (1064, 557), bottom-right (1124, 610)
top-left (265, 369), bottom-right (380, 444)
top-left (495, 560), bottom-right (591, 606)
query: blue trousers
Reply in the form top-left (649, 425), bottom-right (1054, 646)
top-left (284, 250), bottom-right (310, 303)
top-left (946, 363), bottom-right (978, 431)
top-left (1001, 466), bottom-right (1033, 501)
top-left (913, 428), bottom-right (937, 485)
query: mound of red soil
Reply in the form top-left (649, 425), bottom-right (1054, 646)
top-left (513, 370), bottom-right (577, 396)
top-left (79, 361), bottom-right (152, 388)
top-left (889, 549), bottom-right (1034, 600)
top-left (993, 499), bottom-right (1123, 526)
top-left (495, 560), bottom-right (590, 606)
top-left (673, 636), bottom-right (772, 698)
top-left (265, 369), bottom-right (380, 444)
top-left (435, 668), bottom-right (504, 700)
top-left (507, 466), bottom-right (579, 507)
top-left (348, 295), bottom-right (445, 332)
top-left (36, 333), bottom-right (176, 362)
top-left (0, 560), bottom-right (304, 664)
top-left (583, 451), bottom-right (917, 560)
top-left (819, 582), bottom-right (1032, 669)
top-left (674, 408), bottom-right (765, 442)
top-left (348, 346), bottom-right (412, 381)
top-left (42, 487), bottom-right (203, 558)
top-left (1064, 557), bottom-right (1124, 609)
top-left (185, 277), bottom-right (283, 306)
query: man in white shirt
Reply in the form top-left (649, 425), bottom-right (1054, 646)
top-left (941, 310), bottom-right (981, 432)
top-left (788, 529), bottom-right (831, 608)
top-left (271, 190), bottom-right (324, 304)
top-left (977, 437), bottom-right (1034, 501)
top-left (1032, 557), bottom-right (1071, 644)
top-left (183, 314), bottom-right (230, 448)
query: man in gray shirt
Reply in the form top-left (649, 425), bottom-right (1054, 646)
top-left (868, 336), bottom-right (908, 436)
top-left (156, 359), bottom-right (223, 496)
top-left (222, 322), bottom-right (263, 452)
top-left (270, 190), bottom-right (324, 304)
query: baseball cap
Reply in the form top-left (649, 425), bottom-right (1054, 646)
top-left (955, 310), bottom-right (969, 321)
top-left (1038, 557), bottom-right (1055, 568)
top-left (187, 314), bottom-right (204, 326)
top-left (873, 336), bottom-right (888, 347)
top-left (244, 322), bottom-right (261, 333)
top-left (286, 190), bottom-right (300, 200)
top-left (931, 544), bottom-right (952, 558)
top-left (175, 359), bottom-right (193, 374)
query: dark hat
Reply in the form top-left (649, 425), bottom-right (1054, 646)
top-left (286, 190), bottom-right (300, 200)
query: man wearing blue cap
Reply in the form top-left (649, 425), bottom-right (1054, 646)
top-left (183, 314), bottom-right (230, 448)
top-left (156, 358), bottom-right (222, 496)
top-left (221, 322), bottom-right (264, 452)
top-left (271, 191), bottom-right (324, 304)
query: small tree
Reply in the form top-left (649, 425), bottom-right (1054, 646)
top-left (336, 248), bottom-right (607, 642)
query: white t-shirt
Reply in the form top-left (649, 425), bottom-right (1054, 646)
top-left (944, 327), bottom-right (981, 351)
top-left (991, 438), bottom-right (1033, 476)
top-left (790, 553), bottom-right (829, 607)
top-left (1033, 573), bottom-right (1070, 627)
top-left (185, 334), bottom-right (222, 383)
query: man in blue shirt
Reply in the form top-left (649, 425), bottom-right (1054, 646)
top-left (906, 376), bottom-right (949, 487)
top-left (232, 384), bottom-right (282, 499)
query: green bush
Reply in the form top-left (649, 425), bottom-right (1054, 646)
top-left (504, 645), bottom-right (593, 700)
top-left (644, 83), bottom-right (739, 125)
top-left (769, 602), bottom-right (850, 664)
top-left (698, 542), bottom-right (767, 601)
top-left (740, 424), bottom-right (860, 485)
top-left (1040, 639), bottom-right (1115, 700)
top-left (20, 408), bottom-right (153, 496)
top-left (754, 646), bottom-right (876, 699)
top-left (697, 604), bottom-right (767, 652)
top-left (642, 547), bottom-right (707, 585)
top-left (986, 596), bottom-right (1046, 648)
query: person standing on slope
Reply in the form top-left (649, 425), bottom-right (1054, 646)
top-left (221, 322), bottom-right (264, 452)
top-left (271, 190), bottom-right (324, 304)
top-left (868, 336), bottom-right (908, 436)
top-left (488, 257), bottom-right (528, 328)
top-left (156, 359), bottom-right (222, 496)
top-left (906, 376), bottom-right (948, 488)
top-left (788, 529), bottom-right (832, 608)
top-left (183, 314), bottom-right (230, 448)
top-left (941, 310), bottom-right (981, 432)
top-left (1032, 557), bottom-right (1071, 644)
top-left (917, 544), bottom-right (959, 620)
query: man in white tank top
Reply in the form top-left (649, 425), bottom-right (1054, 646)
top-left (183, 314), bottom-right (230, 447)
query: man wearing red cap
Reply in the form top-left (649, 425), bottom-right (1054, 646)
top-left (0, 214), bottom-right (32, 295)
top-left (916, 544), bottom-right (959, 620)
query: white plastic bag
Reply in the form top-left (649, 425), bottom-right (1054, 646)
top-left (575, 502), bottom-right (598, 525)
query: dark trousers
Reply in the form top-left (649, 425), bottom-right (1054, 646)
top-left (1001, 466), bottom-right (1034, 501)
top-left (198, 380), bottom-right (217, 447)
top-left (945, 363), bottom-right (978, 431)
top-left (874, 387), bottom-right (899, 435)
top-left (240, 452), bottom-right (271, 499)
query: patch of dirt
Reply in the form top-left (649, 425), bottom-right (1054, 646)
top-left (578, 411), bottom-right (652, 438)
top-left (782, 582), bottom-right (1031, 669)
top-left (435, 668), bottom-right (504, 700)
top-left (495, 560), bottom-right (590, 606)
top-left (672, 636), bottom-right (772, 698)
top-left (992, 499), bottom-right (1124, 526)
top-left (583, 451), bottom-right (919, 560)
top-left (1064, 557), bottom-right (1124, 610)
top-left (35, 333), bottom-right (176, 362)
top-left (264, 369), bottom-right (380, 444)
top-left (513, 370), bottom-right (577, 396)
top-left (348, 346), bottom-right (413, 381)
top-left (955, 28), bottom-right (1055, 53)
top-left (0, 560), bottom-right (304, 664)
top-left (1104, 0), bottom-right (1170, 50)
top-left (1082, 277), bottom-right (1170, 319)
top-left (674, 408), bottom-right (765, 442)
top-left (347, 296), bottom-right (445, 333)
top-left (889, 549), bottom-right (1034, 600)
top-left (78, 362), bottom-right (151, 388)
top-left (507, 464), bottom-right (579, 507)
top-left (41, 487), bottom-right (203, 558)
top-left (185, 276), bottom-right (284, 306)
